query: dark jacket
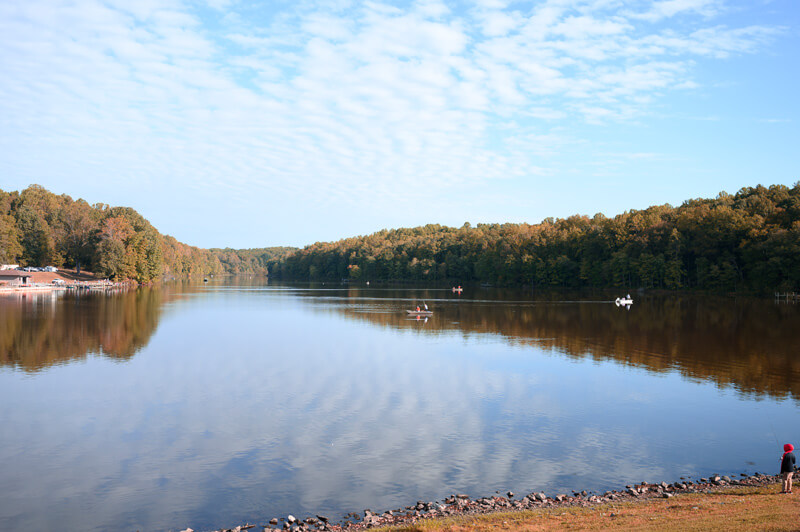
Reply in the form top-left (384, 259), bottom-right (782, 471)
top-left (781, 451), bottom-right (796, 473)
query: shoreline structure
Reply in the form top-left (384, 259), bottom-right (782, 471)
top-left (0, 269), bottom-right (124, 294)
top-left (199, 472), bottom-right (787, 532)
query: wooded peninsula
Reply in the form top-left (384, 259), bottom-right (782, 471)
top-left (2, 183), bottom-right (798, 292)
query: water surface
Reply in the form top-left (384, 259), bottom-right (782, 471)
top-left (1, 281), bottom-right (798, 531)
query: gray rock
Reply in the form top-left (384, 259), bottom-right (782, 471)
top-left (662, 492), bottom-right (673, 498)
top-left (269, 519), bottom-right (278, 525)
top-left (363, 515), bottom-right (381, 527)
top-left (316, 515), bottom-right (328, 523)
top-left (507, 491), bottom-right (514, 498)
top-left (286, 515), bottom-right (297, 524)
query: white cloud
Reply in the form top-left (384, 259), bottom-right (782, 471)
top-left (552, 15), bottom-right (630, 39)
top-left (479, 10), bottom-right (521, 37)
top-left (631, 0), bottom-right (723, 22)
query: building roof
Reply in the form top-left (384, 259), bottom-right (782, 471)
top-left (0, 271), bottom-right (28, 279)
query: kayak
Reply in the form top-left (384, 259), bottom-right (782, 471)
top-left (406, 310), bottom-right (433, 316)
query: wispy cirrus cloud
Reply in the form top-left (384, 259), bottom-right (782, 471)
top-left (628, 0), bottom-right (724, 22)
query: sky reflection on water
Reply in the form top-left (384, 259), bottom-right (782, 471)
top-left (1, 282), bottom-right (798, 531)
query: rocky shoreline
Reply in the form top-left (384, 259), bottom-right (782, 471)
top-left (189, 472), bottom-right (783, 532)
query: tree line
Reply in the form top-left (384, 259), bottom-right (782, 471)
top-left (271, 183), bottom-right (800, 293)
top-left (4, 183), bottom-right (798, 291)
top-left (0, 185), bottom-right (228, 283)
top-left (209, 246), bottom-right (296, 275)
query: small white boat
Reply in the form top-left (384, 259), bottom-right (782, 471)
top-left (615, 294), bottom-right (633, 306)
top-left (452, 286), bottom-right (463, 293)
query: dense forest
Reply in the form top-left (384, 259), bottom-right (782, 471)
top-left (210, 246), bottom-right (296, 275)
top-left (272, 184), bottom-right (800, 293)
top-left (0, 185), bottom-right (252, 283)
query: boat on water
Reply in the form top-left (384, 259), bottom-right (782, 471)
top-left (407, 302), bottom-right (432, 316)
top-left (615, 294), bottom-right (633, 306)
top-left (452, 286), bottom-right (463, 293)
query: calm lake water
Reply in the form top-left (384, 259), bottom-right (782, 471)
top-left (1, 280), bottom-right (799, 531)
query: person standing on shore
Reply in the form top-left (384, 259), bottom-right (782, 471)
top-left (780, 443), bottom-right (795, 494)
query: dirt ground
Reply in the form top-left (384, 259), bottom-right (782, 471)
top-left (16, 268), bottom-right (98, 283)
top-left (376, 484), bottom-right (799, 532)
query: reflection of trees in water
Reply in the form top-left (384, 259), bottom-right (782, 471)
top-left (330, 292), bottom-right (800, 401)
top-left (0, 289), bottom-right (167, 372)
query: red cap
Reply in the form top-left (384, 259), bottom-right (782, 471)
top-left (785, 443), bottom-right (794, 453)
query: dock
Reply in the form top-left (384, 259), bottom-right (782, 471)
top-left (0, 285), bottom-right (67, 294)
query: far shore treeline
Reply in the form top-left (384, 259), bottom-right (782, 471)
top-left (2, 183), bottom-right (799, 292)
top-left (272, 183), bottom-right (800, 293)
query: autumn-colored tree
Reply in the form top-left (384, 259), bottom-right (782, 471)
top-left (1, 185), bottom-right (228, 283)
top-left (272, 183), bottom-right (800, 293)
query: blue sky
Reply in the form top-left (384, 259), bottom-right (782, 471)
top-left (1, 0), bottom-right (798, 248)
